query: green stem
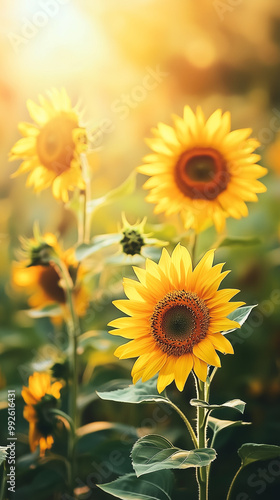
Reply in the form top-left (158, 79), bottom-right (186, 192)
top-left (51, 258), bottom-right (80, 497)
top-left (80, 153), bottom-right (91, 243)
top-left (226, 466), bottom-right (243, 500)
top-left (166, 399), bottom-right (198, 449)
top-left (78, 189), bottom-right (87, 245)
top-left (191, 231), bottom-right (197, 263)
top-left (196, 377), bottom-right (209, 500)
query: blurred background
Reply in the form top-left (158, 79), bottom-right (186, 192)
top-left (1, 0), bottom-right (280, 498)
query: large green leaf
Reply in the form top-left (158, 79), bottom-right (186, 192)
top-left (87, 171), bottom-right (136, 214)
top-left (190, 398), bottom-right (246, 414)
top-left (97, 377), bottom-right (168, 405)
top-left (238, 443), bottom-right (280, 468)
top-left (75, 425), bottom-right (138, 481)
top-left (14, 467), bottom-right (65, 500)
top-left (217, 236), bottom-right (261, 248)
top-left (131, 434), bottom-right (216, 476)
top-left (225, 305), bottom-right (257, 333)
top-left (75, 234), bottom-right (121, 261)
top-left (98, 471), bottom-right (174, 500)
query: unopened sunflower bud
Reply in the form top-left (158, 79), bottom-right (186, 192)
top-left (27, 242), bottom-right (57, 267)
top-left (120, 229), bottom-right (145, 256)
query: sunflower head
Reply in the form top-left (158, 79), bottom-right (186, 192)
top-left (120, 213), bottom-right (146, 256)
top-left (10, 88), bottom-right (88, 202)
top-left (18, 226), bottom-right (59, 268)
top-left (22, 372), bottom-right (63, 456)
top-left (109, 244), bottom-right (244, 393)
top-left (138, 106), bottom-right (267, 232)
top-left (13, 234), bottom-right (90, 319)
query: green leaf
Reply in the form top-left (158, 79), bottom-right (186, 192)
top-left (190, 398), bottom-right (246, 414)
top-left (75, 234), bottom-right (121, 261)
top-left (238, 443), bottom-right (280, 468)
top-left (131, 434), bottom-right (216, 476)
top-left (27, 304), bottom-right (62, 318)
top-left (0, 446), bottom-right (8, 465)
top-left (87, 171), bottom-right (137, 214)
top-left (14, 467), bottom-right (65, 500)
top-left (97, 376), bottom-right (168, 405)
top-left (217, 236), bottom-right (261, 248)
top-left (226, 305), bottom-right (257, 333)
top-left (98, 471), bottom-right (174, 500)
top-left (208, 416), bottom-right (251, 435)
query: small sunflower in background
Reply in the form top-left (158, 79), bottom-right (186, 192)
top-left (109, 244), bottom-right (243, 393)
top-left (10, 88), bottom-right (88, 202)
top-left (138, 106), bottom-right (267, 232)
top-left (22, 372), bottom-right (63, 456)
top-left (12, 232), bottom-right (90, 321)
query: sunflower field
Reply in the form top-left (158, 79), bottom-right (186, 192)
top-left (1, 1), bottom-right (280, 499)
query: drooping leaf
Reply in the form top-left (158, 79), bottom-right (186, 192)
top-left (75, 234), bottom-right (121, 261)
top-left (87, 171), bottom-right (137, 214)
top-left (98, 471), bottom-right (174, 500)
top-left (132, 434), bottom-right (216, 476)
top-left (208, 416), bottom-right (251, 436)
top-left (97, 377), bottom-right (168, 405)
top-left (190, 398), bottom-right (246, 414)
top-left (238, 443), bottom-right (280, 468)
top-left (217, 236), bottom-right (261, 248)
top-left (27, 304), bottom-right (62, 318)
top-left (225, 305), bottom-right (257, 334)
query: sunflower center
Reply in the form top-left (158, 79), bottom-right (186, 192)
top-left (37, 114), bottom-right (77, 174)
top-left (150, 290), bottom-right (210, 356)
top-left (162, 305), bottom-right (195, 340)
top-left (175, 147), bottom-right (230, 200)
top-left (35, 394), bottom-right (57, 437)
top-left (38, 265), bottom-right (66, 304)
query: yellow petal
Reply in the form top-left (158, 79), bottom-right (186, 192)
top-left (174, 354), bottom-right (193, 391)
top-left (193, 339), bottom-right (221, 367)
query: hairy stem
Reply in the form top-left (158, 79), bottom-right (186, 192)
top-left (196, 377), bottom-right (209, 500)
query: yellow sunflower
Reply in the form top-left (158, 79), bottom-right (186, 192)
top-left (22, 372), bottom-right (63, 456)
top-left (10, 88), bottom-right (87, 202)
top-left (138, 107), bottom-right (267, 232)
top-left (109, 244), bottom-right (244, 393)
top-left (13, 233), bottom-right (90, 320)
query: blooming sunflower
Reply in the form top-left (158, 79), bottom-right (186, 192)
top-left (13, 233), bottom-right (90, 320)
top-left (22, 372), bottom-right (63, 456)
top-left (109, 245), bottom-right (244, 393)
top-left (10, 88), bottom-right (87, 202)
top-left (138, 107), bottom-right (267, 232)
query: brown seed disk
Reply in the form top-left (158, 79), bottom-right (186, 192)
top-left (150, 290), bottom-right (210, 356)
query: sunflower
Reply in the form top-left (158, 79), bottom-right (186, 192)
top-left (138, 107), bottom-right (267, 232)
top-left (22, 372), bottom-right (63, 456)
top-left (109, 244), bottom-right (244, 393)
top-left (10, 88), bottom-right (88, 202)
top-left (13, 233), bottom-right (90, 320)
